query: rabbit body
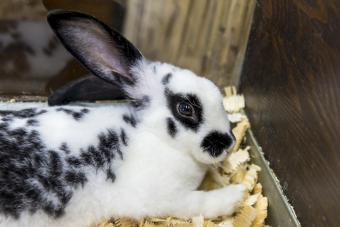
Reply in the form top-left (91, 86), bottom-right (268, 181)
top-left (0, 100), bottom-right (243, 227)
top-left (0, 10), bottom-right (245, 227)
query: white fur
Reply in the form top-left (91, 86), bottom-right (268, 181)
top-left (0, 61), bottom-right (244, 227)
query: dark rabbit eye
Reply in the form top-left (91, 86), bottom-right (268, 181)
top-left (176, 102), bottom-right (194, 117)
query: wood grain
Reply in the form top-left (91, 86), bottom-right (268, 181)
top-left (124, 0), bottom-right (256, 87)
top-left (240, 0), bottom-right (340, 226)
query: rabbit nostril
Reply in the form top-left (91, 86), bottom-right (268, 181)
top-left (201, 131), bottom-right (234, 157)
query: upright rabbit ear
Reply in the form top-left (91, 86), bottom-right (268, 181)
top-left (47, 10), bottom-right (143, 86)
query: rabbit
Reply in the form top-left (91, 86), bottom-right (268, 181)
top-left (0, 10), bottom-right (245, 227)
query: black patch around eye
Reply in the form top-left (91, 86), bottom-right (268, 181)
top-left (162, 73), bottom-right (172, 85)
top-left (165, 88), bottom-right (203, 131)
top-left (201, 131), bottom-right (234, 157)
top-left (167, 117), bottom-right (177, 137)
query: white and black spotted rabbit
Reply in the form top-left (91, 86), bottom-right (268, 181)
top-left (0, 10), bottom-right (245, 227)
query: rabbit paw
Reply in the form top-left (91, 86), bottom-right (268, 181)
top-left (204, 184), bottom-right (245, 218)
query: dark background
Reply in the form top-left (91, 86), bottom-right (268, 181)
top-left (240, 0), bottom-right (340, 226)
top-left (0, 0), bottom-right (125, 96)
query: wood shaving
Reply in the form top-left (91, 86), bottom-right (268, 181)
top-left (223, 95), bottom-right (245, 113)
top-left (230, 165), bottom-right (248, 184)
top-left (251, 196), bottom-right (268, 227)
top-left (204, 221), bottom-right (219, 227)
top-left (95, 87), bottom-right (268, 227)
top-left (253, 184), bottom-right (263, 194)
top-left (232, 120), bottom-right (250, 152)
top-left (222, 147), bottom-right (250, 173)
top-left (218, 219), bottom-right (233, 227)
top-left (233, 206), bottom-right (257, 227)
top-left (96, 218), bottom-right (138, 227)
top-left (242, 165), bottom-right (261, 191)
top-left (224, 87), bottom-right (238, 97)
top-left (244, 194), bottom-right (260, 207)
top-left (192, 215), bottom-right (204, 227)
top-left (223, 86), bottom-right (245, 113)
top-left (227, 113), bottom-right (247, 123)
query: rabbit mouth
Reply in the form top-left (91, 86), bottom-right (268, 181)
top-left (201, 131), bottom-right (234, 158)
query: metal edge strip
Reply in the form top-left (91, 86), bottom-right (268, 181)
top-left (246, 129), bottom-right (301, 226)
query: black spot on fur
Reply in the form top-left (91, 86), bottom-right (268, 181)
top-left (1, 116), bottom-right (13, 122)
top-left (123, 114), bottom-right (137, 127)
top-left (56, 108), bottom-right (90, 120)
top-left (0, 113), bottom-right (123, 219)
top-left (0, 122), bottom-right (9, 131)
top-left (106, 168), bottom-right (116, 182)
top-left (201, 131), bottom-right (234, 157)
top-left (0, 109), bottom-right (47, 119)
top-left (120, 128), bottom-right (128, 146)
top-left (64, 171), bottom-right (87, 188)
top-left (49, 150), bottom-right (63, 178)
top-left (27, 119), bottom-right (39, 126)
top-left (132, 95), bottom-right (150, 110)
top-left (66, 156), bottom-right (82, 167)
top-left (165, 88), bottom-right (203, 131)
top-left (162, 73), bottom-right (172, 85)
top-left (60, 143), bottom-right (71, 154)
top-left (99, 130), bottom-right (122, 160)
top-left (81, 108), bottom-right (90, 114)
top-left (0, 123), bottom-right (73, 219)
top-left (43, 37), bottom-right (59, 56)
top-left (167, 117), bottom-right (177, 137)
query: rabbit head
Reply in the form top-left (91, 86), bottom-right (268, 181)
top-left (48, 10), bottom-right (235, 165)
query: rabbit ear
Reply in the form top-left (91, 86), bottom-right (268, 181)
top-left (47, 10), bottom-right (143, 86)
top-left (48, 74), bottom-right (127, 106)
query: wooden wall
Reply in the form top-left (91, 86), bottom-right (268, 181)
top-left (240, 0), bottom-right (340, 226)
top-left (124, 0), bottom-right (255, 87)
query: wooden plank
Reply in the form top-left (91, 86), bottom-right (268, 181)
top-left (123, 0), bottom-right (256, 87)
top-left (240, 0), bottom-right (340, 226)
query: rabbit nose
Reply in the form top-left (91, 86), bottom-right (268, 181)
top-left (201, 131), bottom-right (235, 157)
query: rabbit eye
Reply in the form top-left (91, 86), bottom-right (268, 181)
top-left (176, 102), bottom-right (194, 117)
top-left (165, 88), bottom-right (203, 131)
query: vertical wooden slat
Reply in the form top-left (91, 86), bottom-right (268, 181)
top-left (240, 0), bottom-right (340, 225)
top-left (124, 0), bottom-right (256, 87)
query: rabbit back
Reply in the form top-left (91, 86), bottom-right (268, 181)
top-left (0, 103), bottom-right (134, 219)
